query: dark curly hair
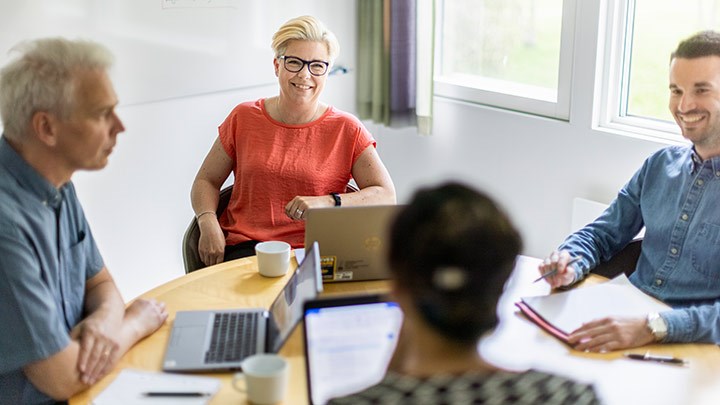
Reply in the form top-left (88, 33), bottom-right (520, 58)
top-left (389, 182), bottom-right (522, 345)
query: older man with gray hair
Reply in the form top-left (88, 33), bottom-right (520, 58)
top-left (0, 38), bottom-right (167, 404)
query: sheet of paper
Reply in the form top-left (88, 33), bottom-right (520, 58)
top-left (520, 274), bottom-right (671, 334)
top-left (92, 369), bottom-right (221, 405)
top-left (294, 248), bottom-right (306, 265)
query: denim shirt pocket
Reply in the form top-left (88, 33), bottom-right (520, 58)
top-left (690, 222), bottom-right (720, 285)
top-left (60, 230), bottom-right (89, 328)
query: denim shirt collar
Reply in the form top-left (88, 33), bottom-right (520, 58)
top-left (687, 147), bottom-right (720, 176)
top-left (0, 136), bottom-right (63, 209)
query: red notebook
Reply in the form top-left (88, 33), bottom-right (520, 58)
top-left (514, 274), bottom-right (670, 344)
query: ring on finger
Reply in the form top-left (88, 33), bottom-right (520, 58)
top-left (295, 208), bottom-right (304, 217)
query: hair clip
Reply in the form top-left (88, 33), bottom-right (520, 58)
top-left (432, 266), bottom-right (467, 291)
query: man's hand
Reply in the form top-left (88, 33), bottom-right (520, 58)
top-left (538, 250), bottom-right (577, 289)
top-left (124, 298), bottom-right (168, 339)
top-left (70, 316), bottom-right (120, 384)
top-left (568, 316), bottom-right (655, 352)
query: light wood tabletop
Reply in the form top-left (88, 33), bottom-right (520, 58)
top-left (71, 255), bottom-right (720, 404)
top-left (70, 254), bottom-right (388, 405)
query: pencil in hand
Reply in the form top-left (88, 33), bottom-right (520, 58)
top-left (533, 257), bottom-right (581, 283)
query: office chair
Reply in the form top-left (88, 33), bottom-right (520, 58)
top-left (182, 182), bottom-right (360, 273)
top-left (590, 238), bottom-right (642, 279)
top-left (182, 185), bottom-right (234, 274)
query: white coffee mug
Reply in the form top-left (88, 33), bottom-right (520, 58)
top-left (233, 354), bottom-right (289, 404)
top-left (255, 241), bottom-right (291, 277)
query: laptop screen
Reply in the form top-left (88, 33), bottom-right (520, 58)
top-left (267, 242), bottom-right (322, 353)
top-left (303, 295), bottom-right (403, 405)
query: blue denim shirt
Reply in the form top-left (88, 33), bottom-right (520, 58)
top-left (559, 145), bottom-right (720, 344)
top-left (0, 137), bottom-right (104, 404)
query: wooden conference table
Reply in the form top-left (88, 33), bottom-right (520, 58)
top-left (72, 255), bottom-right (720, 405)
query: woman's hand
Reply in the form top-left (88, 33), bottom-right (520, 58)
top-left (197, 214), bottom-right (226, 265)
top-left (285, 195), bottom-right (335, 220)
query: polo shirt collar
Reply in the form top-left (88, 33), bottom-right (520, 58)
top-left (0, 135), bottom-right (63, 209)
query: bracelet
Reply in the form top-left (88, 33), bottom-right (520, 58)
top-left (196, 210), bottom-right (216, 220)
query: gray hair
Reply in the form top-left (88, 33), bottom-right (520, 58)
top-left (0, 37), bottom-right (113, 140)
top-left (271, 15), bottom-right (339, 62)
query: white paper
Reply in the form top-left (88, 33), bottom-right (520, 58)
top-left (294, 248), bottom-right (306, 265)
top-left (521, 274), bottom-right (671, 334)
top-left (92, 369), bottom-right (221, 405)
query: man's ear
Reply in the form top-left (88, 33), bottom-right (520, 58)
top-left (31, 111), bottom-right (59, 147)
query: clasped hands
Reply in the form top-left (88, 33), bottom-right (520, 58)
top-left (71, 299), bottom-right (168, 385)
top-left (538, 250), bottom-right (655, 352)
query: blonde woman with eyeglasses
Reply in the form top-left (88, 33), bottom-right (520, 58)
top-left (191, 15), bottom-right (396, 267)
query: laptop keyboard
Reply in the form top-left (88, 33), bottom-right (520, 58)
top-left (204, 312), bottom-right (259, 364)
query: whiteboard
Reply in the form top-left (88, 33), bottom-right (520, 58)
top-left (0, 0), bottom-right (354, 106)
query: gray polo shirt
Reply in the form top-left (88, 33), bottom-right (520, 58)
top-left (0, 136), bottom-right (104, 404)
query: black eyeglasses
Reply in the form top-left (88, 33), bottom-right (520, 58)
top-left (279, 55), bottom-right (329, 76)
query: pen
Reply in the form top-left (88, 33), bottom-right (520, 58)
top-left (624, 352), bottom-right (687, 365)
top-left (533, 257), bottom-right (581, 283)
top-left (142, 392), bottom-right (211, 397)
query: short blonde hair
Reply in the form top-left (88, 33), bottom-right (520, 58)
top-left (271, 15), bottom-right (339, 62)
top-left (0, 37), bottom-right (113, 140)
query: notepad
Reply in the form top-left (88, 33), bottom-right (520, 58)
top-left (92, 369), bottom-right (220, 405)
top-left (516, 274), bottom-right (671, 343)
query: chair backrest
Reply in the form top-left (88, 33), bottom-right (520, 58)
top-left (182, 185), bottom-right (234, 274)
top-left (590, 238), bottom-right (642, 279)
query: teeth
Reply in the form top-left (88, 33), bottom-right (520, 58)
top-left (294, 84), bottom-right (311, 90)
top-left (681, 114), bottom-right (703, 123)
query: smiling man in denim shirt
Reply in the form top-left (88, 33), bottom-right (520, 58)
top-left (539, 31), bottom-right (720, 352)
top-left (0, 38), bottom-right (168, 404)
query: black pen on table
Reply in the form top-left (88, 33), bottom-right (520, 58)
top-left (142, 391), bottom-right (211, 397)
top-left (624, 351), bottom-right (687, 365)
top-left (533, 257), bottom-right (581, 283)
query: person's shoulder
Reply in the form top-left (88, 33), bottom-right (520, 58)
top-left (227, 99), bottom-right (264, 117)
top-left (323, 106), bottom-right (365, 127)
top-left (504, 370), bottom-right (599, 402)
top-left (648, 144), bottom-right (691, 162)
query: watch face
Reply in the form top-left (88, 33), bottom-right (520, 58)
top-left (648, 313), bottom-right (668, 340)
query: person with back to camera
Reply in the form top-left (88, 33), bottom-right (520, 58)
top-left (0, 38), bottom-right (167, 404)
top-left (191, 15), bottom-right (396, 267)
top-left (329, 182), bottom-right (600, 404)
top-left (538, 31), bottom-right (720, 353)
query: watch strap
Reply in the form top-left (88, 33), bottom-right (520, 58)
top-left (330, 192), bottom-right (341, 206)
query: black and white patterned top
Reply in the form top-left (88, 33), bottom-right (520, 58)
top-left (327, 369), bottom-right (600, 405)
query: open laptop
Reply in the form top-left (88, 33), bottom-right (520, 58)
top-left (162, 241), bottom-right (322, 372)
top-left (304, 205), bottom-right (399, 282)
top-left (303, 294), bottom-right (404, 405)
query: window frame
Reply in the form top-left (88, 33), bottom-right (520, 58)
top-left (433, 0), bottom-right (577, 120)
top-left (595, 0), bottom-right (683, 143)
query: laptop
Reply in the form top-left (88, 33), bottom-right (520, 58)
top-left (162, 241), bottom-right (323, 372)
top-left (304, 205), bottom-right (399, 282)
top-left (303, 294), bottom-right (404, 405)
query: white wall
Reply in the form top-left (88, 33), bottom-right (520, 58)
top-left (0, 0), bottom-right (359, 300)
top-left (4, 1), bottom-right (679, 300)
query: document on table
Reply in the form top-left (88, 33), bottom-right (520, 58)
top-left (92, 369), bottom-right (220, 405)
top-left (516, 274), bottom-right (671, 343)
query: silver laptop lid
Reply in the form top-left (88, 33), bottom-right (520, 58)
top-left (266, 241), bottom-right (323, 352)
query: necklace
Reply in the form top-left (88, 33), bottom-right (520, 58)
top-left (275, 97), bottom-right (321, 124)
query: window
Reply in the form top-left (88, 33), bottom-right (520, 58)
top-left (435, 0), bottom-right (576, 120)
top-left (600, 0), bottom-right (720, 141)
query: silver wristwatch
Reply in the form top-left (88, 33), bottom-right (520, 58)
top-left (647, 312), bottom-right (668, 342)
